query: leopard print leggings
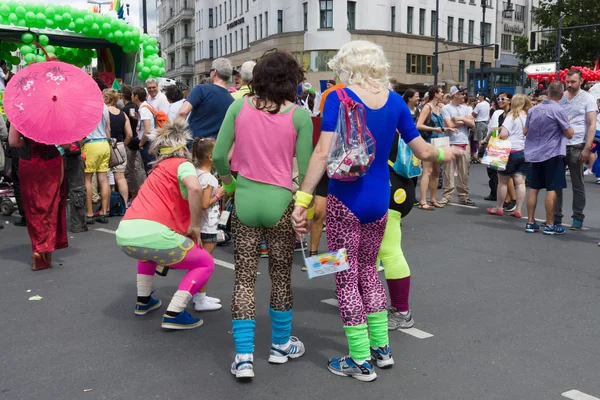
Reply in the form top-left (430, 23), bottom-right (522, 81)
top-left (231, 203), bottom-right (295, 320)
top-left (326, 195), bottom-right (388, 326)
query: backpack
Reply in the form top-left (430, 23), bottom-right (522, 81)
top-left (109, 191), bottom-right (126, 217)
top-left (142, 104), bottom-right (169, 128)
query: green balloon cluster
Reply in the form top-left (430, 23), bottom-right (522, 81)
top-left (18, 33), bottom-right (96, 67)
top-left (0, 1), bottom-right (165, 77)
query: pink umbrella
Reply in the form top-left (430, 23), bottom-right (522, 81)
top-left (4, 60), bottom-right (104, 145)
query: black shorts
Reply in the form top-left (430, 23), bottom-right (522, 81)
top-left (530, 156), bottom-right (567, 191)
top-left (389, 169), bottom-right (415, 218)
top-left (499, 151), bottom-right (530, 177)
top-left (315, 174), bottom-right (330, 197)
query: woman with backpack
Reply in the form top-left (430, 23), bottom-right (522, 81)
top-left (291, 41), bottom-right (460, 382)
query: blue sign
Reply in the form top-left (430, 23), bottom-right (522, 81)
top-left (495, 87), bottom-right (515, 95)
top-left (476, 79), bottom-right (488, 91)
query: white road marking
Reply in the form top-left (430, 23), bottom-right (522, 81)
top-left (320, 298), bottom-right (434, 339)
top-left (562, 390), bottom-right (600, 400)
top-left (448, 202), bottom-right (478, 209)
top-left (94, 228), bottom-right (258, 273)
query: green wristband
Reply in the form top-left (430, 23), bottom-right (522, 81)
top-left (223, 177), bottom-right (237, 195)
top-left (436, 147), bottom-right (445, 163)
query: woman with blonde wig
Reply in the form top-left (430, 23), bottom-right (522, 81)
top-left (486, 94), bottom-right (532, 218)
top-left (115, 120), bottom-right (215, 330)
top-left (292, 41), bottom-right (460, 382)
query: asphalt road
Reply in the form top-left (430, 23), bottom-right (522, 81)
top-left (1, 164), bottom-right (599, 400)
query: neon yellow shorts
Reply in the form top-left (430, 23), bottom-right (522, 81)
top-left (82, 141), bottom-right (110, 173)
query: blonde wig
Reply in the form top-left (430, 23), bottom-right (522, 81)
top-left (148, 119), bottom-right (192, 164)
top-left (327, 40), bottom-right (391, 90)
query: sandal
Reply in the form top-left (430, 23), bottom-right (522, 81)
top-left (486, 208), bottom-right (504, 216)
top-left (509, 212), bottom-right (522, 218)
top-left (32, 253), bottom-right (51, 271)
top-left (418, 203), bottom-right (435, 211)
top-left (86, 216), bottom-right (95, 225)
top-left (430, 201), bottom-right (445, 209)
top-left (96, 214), bottom-right (109, 224)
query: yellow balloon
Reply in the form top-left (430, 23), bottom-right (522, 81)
top-left (393, 189), bottom-right (407, 205)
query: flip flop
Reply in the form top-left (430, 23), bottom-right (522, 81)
top-left (430, 201), bottom-right (445, 209)
top-left (418, 203), bottom-right (435, 211)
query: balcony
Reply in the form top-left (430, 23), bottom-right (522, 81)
top-left (159, 8), bottom-right (194, 32)
top-left (180, 36), bottom-right (194, 48)
top-left (177, 65), bottom-right (195, 75)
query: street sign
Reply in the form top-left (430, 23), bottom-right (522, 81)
top-left (476, 79), bottom-right (488, 91)
top-left (524, 62), bottom-right (556, 75)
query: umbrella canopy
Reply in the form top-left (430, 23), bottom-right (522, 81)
top-left (4, 61), bottom-right (104, 145)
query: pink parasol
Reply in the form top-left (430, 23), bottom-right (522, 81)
top-left (4, 59), bottom-right (104, 145)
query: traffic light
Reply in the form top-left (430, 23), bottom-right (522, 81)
top-left (494, 44), bottom-right (500, 60)
top-left (529, 31), bottom-right (538, 51)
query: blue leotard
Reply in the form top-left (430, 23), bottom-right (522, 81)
top-left (322, 88), bottom-right (419, 223)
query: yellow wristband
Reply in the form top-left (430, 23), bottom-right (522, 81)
top-left (295, 191), bottom-right (313, 209)
top-left (307, 207), bottom-right (314, 220)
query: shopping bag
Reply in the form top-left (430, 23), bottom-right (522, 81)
top-left (326, 89), bottom-right (376, 181)
top-left (300, 239), bottom-right (350, 279)
top-left (481, 136), bottom-right (511, 171)
top-left (392, 135), bottom-right (422, 178)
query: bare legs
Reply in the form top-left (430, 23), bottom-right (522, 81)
top-left (513, 174), bottom-right (526, 215)
top-left (85, 172), bottom-right (110, 216)
top-left (310, 195), bottom-right (327, 255)
top-left (527, 188), bottom-right (557, 226)
top-left (114, 171), bottom-right (129, 205)
top-left (419, 161), bottom-right (441, 205)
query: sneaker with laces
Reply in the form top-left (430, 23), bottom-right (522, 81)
top-left (570, 220), bottom-right (583, 231)
top-left (503, 200), bottom-right (517, 212)
top-left (161, 310), bottom-right (204, 329)
top-left (231, 353), bottom-right (254, 379)
top-left (525, 222), bottom-right (540, 233)
top-left (134, 294), bottom-right (162, 316)
top-left (327, 355), bottom-right (377, 382)
top-left (370, 345), bottom-right (394, 369)
top-left (543, 224), bottom-right (565, 236)
top-left (387, 307), bottom-right (414, 330)
top-left (268, 336), bottom-right (306, 364)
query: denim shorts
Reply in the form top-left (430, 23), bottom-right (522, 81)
top-left (201, 233), bottom-right (218, 243)
top-left (499, 150), bottom-right (530, 177)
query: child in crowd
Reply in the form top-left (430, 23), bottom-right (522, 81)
top-left (191, 138), bottom-right (225, 311)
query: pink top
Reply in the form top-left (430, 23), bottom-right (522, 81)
top-left (230, 100), bottom-right (298, 191)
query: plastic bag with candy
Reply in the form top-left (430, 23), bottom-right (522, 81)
top-left (326, 89), bottom-right (376, 181)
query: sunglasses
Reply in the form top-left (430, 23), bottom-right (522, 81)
top-left (498, 97), bottom-right (510, 101)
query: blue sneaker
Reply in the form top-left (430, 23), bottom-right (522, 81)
top-left (134, 295), bottom-right (162, 316)
top-left (268, 336), bottom-right (306, 364)
top-left (327, 355), bottom-right (377, 382)
top-left (370, 345), bottom-right (394, 369)
top-left (570, 220), bottom-right (583, 231)
top-left (543, 224), bottom-right (566, 236)
top-left (525, 222), bottom-right (540, 233)
top-left (161, 310), bottom-right (204, 330)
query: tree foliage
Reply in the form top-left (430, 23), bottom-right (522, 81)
top-left (513, 0), bottom-right (600, 68)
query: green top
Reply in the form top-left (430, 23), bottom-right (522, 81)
top-left (116, 162), bottom-right (197, 249)
top-left (213, 97), bottom-right (313, 227)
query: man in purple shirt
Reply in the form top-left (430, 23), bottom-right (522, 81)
top-left (524, 81), bottom-right (574, 235)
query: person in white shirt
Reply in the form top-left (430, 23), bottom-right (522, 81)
top-left (472, 92), bottom-right (490, 160)
top-left (145, 78), bottom-right (170, 113)
top-left (132, 86), bottom-right (156, 173)
top-left (164, 85), bottom-right (186, 121)
top-left (440, 85), bottom-right (476, 206)
top-left (556, 69), bottom-right (598, 229)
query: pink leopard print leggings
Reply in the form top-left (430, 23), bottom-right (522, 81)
top-left (326, 195), bottom-right (388, 326)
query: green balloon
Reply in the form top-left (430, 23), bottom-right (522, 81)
top-left (24, 54), bottom-right (35, 63)
top-left (91, 23), bottom-right (100, 33)
top-left (74, 17), bottom-right (84, 30)
top-left (15, 6), bottom-right (26, 18)
top-left (55, 5), bottom-right (64, 15)
top-left (150, 65), bottom-right (160, 75)
top-left (36, 55), bottom-right (46, 63)
top-left (114, 30), bottom-right (124, 40)
top-left (138, 72), bottom-right (146, 81)
top-left (8, 13), bottom-right (18, 24)
top-left (84, 14), bottom-right (94, 24)
top-left (106, 32), bottom-right (115, 42)
top-left (144, 46), bottom-right (155, 55)
top-left (35, 4), bottom-right (46, 14)
top-left (101, 22), bottom-right (111, 32)
top-left (67, 21), bottom-right (76, 30)
top-left (25, 11), bottom-right (35, 23)
top-left (21, 32), bottom-right (34, 43)
top-left (158, 58), bottom-right (165, 67)
top-left (82, 27), bottom-right (90, 36)
top-left (19, 45), bottom-right (33, 55)
top-left (142, 66), bottom-right (150, 75)
top-left (124, 31), bottom-right (132, 41)
top-left (39, 35), bottom-right (49, 46)
top-left (0, 5), bottom-right (10, 18)
top-left (46, 19), bottom-right (55, 29)
top-left (46, 7), bottom-right (55, 18)
top-left (136, 61), bottom-right (144, 71)
top-left (54, 14), bottom-right (63, 24)
top-left (159, 67), bottom-right (166, 76)
top-left (35, 13), bottom-right (46, 28)
top-left (63, 12), bottom-right (72, 22)
top-left (55, 47), bottom-right (64, 56)
top-left (45, 45), bottom-right (55, 54)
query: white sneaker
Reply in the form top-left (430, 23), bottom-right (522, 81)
top-left (584, 169), bottom-right (592, 176)
top-left (205, 295), bottom-right (221, 304)
top-left (231, 353), bottom-right (254, 379)
top-left (193, 295), bottom-right (222, 312)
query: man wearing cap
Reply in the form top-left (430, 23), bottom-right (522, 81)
top-left (472, 92), bottom-right (490, 161)
top-left (231, 61), bottom-right (256, 100)
top-left (177, 58), bottom-right (234, 139)
top-left (440, 85), bottom-right (476, 206)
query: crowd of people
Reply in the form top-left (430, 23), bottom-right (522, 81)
top-left (1, 40), bottom-right (599, 382)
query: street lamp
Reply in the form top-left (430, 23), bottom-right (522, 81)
top-left (502, 0), bottom-right (514, 19)
top-left (479, 0), bottom-right (487, 94)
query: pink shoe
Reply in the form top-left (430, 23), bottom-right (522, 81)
top-left (486, 208), bottom-right (504, 216)
top-left (509, 212), bottom-right (522, 218)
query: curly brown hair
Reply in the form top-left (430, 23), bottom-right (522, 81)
top-left (249, 51), bottom-right (305, 114)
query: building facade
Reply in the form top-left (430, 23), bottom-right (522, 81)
top-left (189, 0), bottom-right (497, 90)
top-left (494, 0), bottom-right (540, 69)
top-left (158, 0), bottom-right (195, 86)
top-left (141, 0), bottom-right (161, 38)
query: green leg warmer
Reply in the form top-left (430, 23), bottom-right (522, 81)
top-left (366, 311), bottom-right (389, 348)
top-left (343, 324), bottom-right (371, 361)
top-left (377, 209), bottom-right (411, 280)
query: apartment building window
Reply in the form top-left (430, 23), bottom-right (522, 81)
top-left (224, 2), bottom-right (227, 21)
top-left (184, 24), bottom-right (189, 37)
top-left (278, 10), bottom-right (283, 33)
top-left (320, 0), bottom-right (333, 28)
top-left (458, 60), bottom-right (465, 82)
top-left (468, 20), bottom-right (474, 44)
top-left (246, 26), bottom-right (249, 46)
top-left (239, 29), bottom-right (242, 49)
top-left (407, 7), bottom-right (413, 34)
top-left (246, 0), bottom-right (249, 12)
top-left (458, 18), bottom-right (464, 42)
top-left (209, 40), bottom-right (214, 59)
top-left (406, 54), bottom-right (433, 75)
top-left (430, 11), bottom-right (436, 37)
top-left (303, 3), bottom-right (308, 31)
top-left (229, 33), bottom-right (232, 53)
top-left (531, 6), bottom-right (536, 25)
top-left (469, 61), bottom-right (475, 70)
top-left (185, 51), bottom-right (190, 65)
top-left (234, 0), bottom-right (237, 17)
top-left (225, 36), bottom-right (227, 54)
top-left (235, 31), bottom-right (238, 51)
top-left (447, 17), bottom-right (453, 41)
top-left (254, 16), bottom-right (257, 40)
top-left (390, 6), bottom-right (396, 32)
top-left (208, 9), bottom-right (214, 28)
top-left (265, 11), bottom-right (268, 35)
top-left (259, 13), bottom-right (263, 38)
top-left (229, 1), bottom-right (232, 20)
top-left (481, 22), bottom-right (491, 44)
top-left (501, 34), bottom-right (512, 51)
top-left (220, 38), bottom-right (223, 56)
top-left (219, 5), bottom-right (222, 25)
top-left (515, 5), bottom-right (525, 22)
top-left (419, 9), bottom-right (425, 35)
top-left (169, 30), bottom-right (174, 45)
top-left (170, 55), bottom-right (175, 69)
top-left (347, 1), bottom-right (356, 30)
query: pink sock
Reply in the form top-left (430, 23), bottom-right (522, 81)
top-left (386, 276), bottom-right (410, 312)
